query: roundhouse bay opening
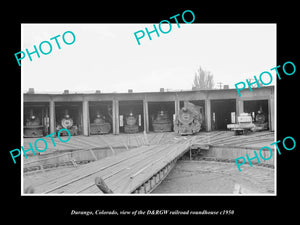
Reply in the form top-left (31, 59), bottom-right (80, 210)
top-left (243, 99), bottom-right (269, 130)
top-left (179, 100), bottom-right (205, 130)
top-left (119, 100), bottom-right (144, 133)
top-left (211, 99), bottom-right (236, 130)
top-left (148, 101), bottom-right (175, 132)
top-left (89, 101), bottom-right (113, 134)
top-left (55, 102), bottom-right (82, 135)
top-left (23, 102), bottom-right (50, 137)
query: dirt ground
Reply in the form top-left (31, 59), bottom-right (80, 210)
top-left (152, 160), bottom-right (275, 194)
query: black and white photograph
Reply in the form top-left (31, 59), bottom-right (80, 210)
top-left (21, 23), bottom-right (276, 195)
top-left (4, 5), bottom-right (298, 222)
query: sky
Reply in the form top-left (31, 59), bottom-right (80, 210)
top-left (21, 23), bottom-right (276, 93)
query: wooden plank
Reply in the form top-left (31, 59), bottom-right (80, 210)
top-left (147, 133), bottom-right (160, 145)
top-left (90, 144), bottom-right (178, 194)
top-left (95, 135), bottom-right (115, 155)
top-left (211, 132), bottom-right (273, 146)
top-left (115, 143), bottom-right (190, 193)
top-left (73, 136), bottom-right (102, 148)
top-left (89, 149), bottom-right (98, 161)
top-left (76, 144), bottom-right (174, 193)
top-left (62, 144), bottom-right (172, 193)
top-left (75, 144), bottom-right (174, 194)
top-left (41, 144), bottom-right (163, 193)
top-left (122, 154), bottom-right (182, 192)
top-left (34, 145), bottom-right (151, 193)
top-left (68, 145), bottom-right (167, 193)
top-left (151, 133), bottom-right (164, 145)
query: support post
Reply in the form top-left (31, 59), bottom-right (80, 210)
top-left (82, 100), bottom-right (89, 136)
top-left (236, 99), bottom-right (244, 116)
top-left (174, 94), bottom-right (180, 120)
top-left (236, 99), bottom-right (244, 124)
top-left (113, 99), bottom-right (119, 134)
top-left (205, 99), bottom-right (211, 131)
top-left (112, 100), bottom-right (116, 134)
top-left (49, 100), bottom-right (55, 135)
top-left (143, 98), bottom-right (149, 132)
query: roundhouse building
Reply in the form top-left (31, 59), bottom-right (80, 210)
top-left (23, 86), bottom-right (274, 137)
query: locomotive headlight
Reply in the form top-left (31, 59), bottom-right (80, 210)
top-left (31, 115), bottom-right (35, 120)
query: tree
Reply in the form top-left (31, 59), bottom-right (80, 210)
top-left (192, 66), bottom-right (214, 90)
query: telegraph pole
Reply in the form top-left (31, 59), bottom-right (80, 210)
top-left (217, 82), bottom-right (223, 89)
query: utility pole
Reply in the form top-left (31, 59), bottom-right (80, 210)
top-left (217, 82), bottom-right (223, 89)
top-left (247, 78), bottom-right (262, 88)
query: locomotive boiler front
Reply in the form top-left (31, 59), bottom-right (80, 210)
top-left (61, 114), bottom-right (73, 129)
top-left (152, 110), bottom-right (172, 132)
top-left (124, 112), bottom-right (139, 133)
top-left (251, 108), bottom-right (268, 132)
top-left (24, 113), bottom-right (44, 138)
top-left (57, 112), bottom-right (78, 136)
top-left (174, 101), bottom-right (202, 135)
top-left (90, 112), bottom-right (111, 134)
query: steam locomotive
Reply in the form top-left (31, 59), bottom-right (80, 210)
top-left (90, 112), bottom-right (111, 134)
top-left (24, 110), bottom-right (44, 138)
top-left (56, 110), bottom-right (78, 136)
top-left (124, 112), bottom-right (139, 133)
top-left (152, 110), bottom-right (172, 132)
top-left (251, 108), bottom-right (268, 132)
top-left (174, 101), bottom-right (203, 135)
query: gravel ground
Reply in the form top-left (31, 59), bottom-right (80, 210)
top-left (152, 160), bottom-right (275, 194)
